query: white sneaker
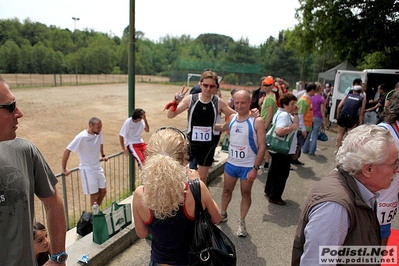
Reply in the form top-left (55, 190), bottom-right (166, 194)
top-left (237, 220), bottom-right (247, 237)
top-left (219, 212), bottom-right (228, 223)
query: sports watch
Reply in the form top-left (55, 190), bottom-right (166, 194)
top-left (253, 165), bottom-right (260, 170)
top-left (49, 252), bottom-right (68, 264)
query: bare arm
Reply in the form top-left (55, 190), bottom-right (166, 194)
top-left (320, 102), bottom-right (326, 126)
top-left (365, 103), bottom-right (381, 112)
top-left (254, 117), bottom-right (266, 167)
top-left (100, 144), bottom-right (108, 162)
top-left (219, 98), bottom-right (236, 117)
top-left (337, 96), bottom-right (346, 118)
top-left (275, 114), bottom-right (299, 136)
top-left (167, 95), bottom-right (190, 118)
top-left (359, 97), bottom-right (367, 125)
top-left (325, 93), bottom-right (331, 108)
top-left (142, 114), bottom-right (149, 132)
top-left (200, 181), bottom-right (221, 224)
top-left (264, 105), bottom-right (273, 130)
top-left (132, 186), bottom-right (150, 238)
top-left (61, 149), bottom-right (71, 176)
top-left (41, 186), bottom-right (66, 265)
top-left (247, 117), bottom-right (266, 181)
top-left (119, 135), bottom-right (125, 150)
top-left (214, 113), bottom-right (234, 132)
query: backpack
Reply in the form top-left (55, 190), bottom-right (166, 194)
top-left (76, 211), bottom-right (93, 237)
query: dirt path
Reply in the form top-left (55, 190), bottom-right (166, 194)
top-left (12, 83), bottom-right (229, 173)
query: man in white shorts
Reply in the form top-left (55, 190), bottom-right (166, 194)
top-left (119, 108), bottom-right (149, 169)
top-left (218, 90), bottom-right (266, 237)
top-left (62, 117), bottom-right (108, 206)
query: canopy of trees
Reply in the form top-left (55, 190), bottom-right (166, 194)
top-left (291, 0), bottom-right (399, 69)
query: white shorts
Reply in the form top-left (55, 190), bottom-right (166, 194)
top-left (80, 168), bottom-right (106, 195)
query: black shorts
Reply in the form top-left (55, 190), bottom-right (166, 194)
top-left (189, 144), bottom-right (215, 167)
top-left (337, 114), bottom-right (358, 129)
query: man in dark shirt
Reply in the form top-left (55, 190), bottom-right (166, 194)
top-left (250, 77), bottom-right (267, 112)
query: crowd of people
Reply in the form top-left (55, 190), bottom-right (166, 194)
top-left (2, 69), bottom-right (399, 265)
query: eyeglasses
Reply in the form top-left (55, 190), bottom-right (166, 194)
top-left (0, 101), bottom-right (16, 113)
top-left (156, 126), bottom-right (186, 140)
top-left (380, 158), bottom-right (399, 172)
top-left (202, 83), bottom-right (217, 89)
top-left (262, 84), bottom-right (273, 87)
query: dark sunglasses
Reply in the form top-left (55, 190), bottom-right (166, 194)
top-left (156, 126), bottom-right (186, 140)
top-left (0, 101), bottom-right (16, 113)
top-left (262, 84), bottom-right (273, 87)
top-left (202, 83), bottom-right (217, 89)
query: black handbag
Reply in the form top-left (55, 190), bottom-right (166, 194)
top-left (188, 179), bottom-right (237, 266)
top-left (317, 127), bottom-right (328, 141)
top-left (76, 211), bottom-right (93, 237)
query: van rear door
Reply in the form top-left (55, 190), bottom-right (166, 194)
top-left (329, 70), bottom-right (366, 123)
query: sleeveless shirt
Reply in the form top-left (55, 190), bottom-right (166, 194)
top-left (227, 114), bottom-right (258, 167)
top-left (187, 94), bottom-right (219, 147)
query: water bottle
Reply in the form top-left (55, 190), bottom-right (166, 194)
top-left (92, 202), bottom-right (99, 215)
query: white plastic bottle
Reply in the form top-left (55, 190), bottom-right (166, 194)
top-left (92, 202), bottom-right (99, 215)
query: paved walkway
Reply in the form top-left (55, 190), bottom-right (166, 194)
top-left (107, 129), bottom-right (352, 266)
top-left (70, 128), bottom-right (399, 265)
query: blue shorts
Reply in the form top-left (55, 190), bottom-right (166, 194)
top-left (224, 162), bottom-right (252, 180)
top-left (380, 224), bottom-right (391, 239)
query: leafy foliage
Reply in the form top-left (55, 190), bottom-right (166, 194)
top-left (293, 0), bottom-right (399, 68)
top-left (1, 6), bottom-right (396, 84)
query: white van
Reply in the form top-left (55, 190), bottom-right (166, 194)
top-left (329, 69), bottom-right (399, 123)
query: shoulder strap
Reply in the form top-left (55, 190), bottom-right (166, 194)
top-left (189, 179), bottom-right (202, 218)
top-left (272, 110), bottom-right (282, 124)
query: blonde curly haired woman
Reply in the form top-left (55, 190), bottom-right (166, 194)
top-left (133, 127), bottom-right (221, 266)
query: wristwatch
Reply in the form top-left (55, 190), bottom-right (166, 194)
top-left (49, 252), bottom-right (68, 264)
top-left (253, 165), bottom-right (260, 170)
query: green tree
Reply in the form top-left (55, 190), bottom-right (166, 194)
top-left (0, 40), bottom-right (21, 73)
top-left (30, 43), bottom-right (57, 74)
top-left (80, 35), bottom-right (115, 74)
top-left (50, 27), bottom-right (74, 54)
top-left (21, 18), bottom-right (50, 46)
top-left (0, 18), bottom-right (24, 47)
top-left (17, 41), bottom-right (33, 73)
top-left (224, 38), bottom-right (258, 64)
top-left (295, 0), bottom-right (399, 67)
top-left (196, 33), bottom-right (234, 57)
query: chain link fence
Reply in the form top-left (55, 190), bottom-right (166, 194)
top-left (1, 74), bottom-right (170, 88)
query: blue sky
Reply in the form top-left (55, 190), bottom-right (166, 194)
top-left (0, 0), bottom-right (300, 46)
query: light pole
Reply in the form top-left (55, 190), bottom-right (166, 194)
top-left (72, 17), bottom-right (80, 85)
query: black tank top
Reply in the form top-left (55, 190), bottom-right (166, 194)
top-left (341, 94), bottom-right (363, 116)
top-left (187, 94), bottom-right (219, 147)
top-left (145, 184), bottom-right (195, 265)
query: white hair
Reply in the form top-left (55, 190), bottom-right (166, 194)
top-left (335, 124), bottom-right (395, 176)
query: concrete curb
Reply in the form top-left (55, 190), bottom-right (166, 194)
top-left (67, 152), bottom-right (227, 265)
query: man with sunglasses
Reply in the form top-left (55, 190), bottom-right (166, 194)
top-left (0, 77), bottom-right (67, 265)
top-left (167, 70), bottom-right (236, 184)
